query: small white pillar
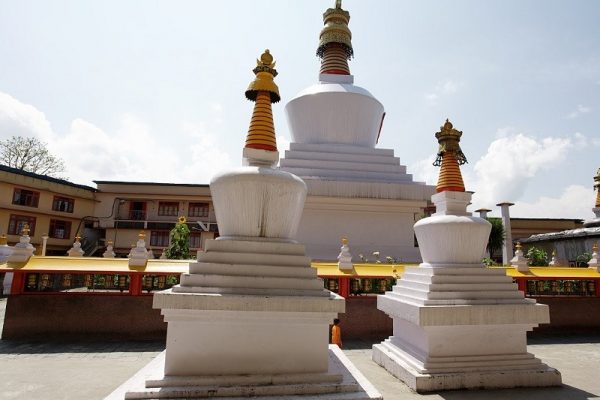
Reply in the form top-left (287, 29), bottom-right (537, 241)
top-left (159, 248), bottom-right (167, 259)
top-left (510, 242), bottom-right (529, 272)
top-left (496, 201), bottom-right (515, 265)
top-left (337, 237), bottom-right (353, 271)
top-left (67, 236), bottom-right (85, 257)
top-left (41, 234), bottom-right (49, 256)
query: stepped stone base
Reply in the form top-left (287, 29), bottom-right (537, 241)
top-left (105, 346), bottom-right (382, 400)
top-left (373, 340), bottom-right (561, 393)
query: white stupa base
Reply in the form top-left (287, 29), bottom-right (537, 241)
top-left (372, 340), bottom-right (561, 393)
top-left (105, 346), bottom-right (381, 399)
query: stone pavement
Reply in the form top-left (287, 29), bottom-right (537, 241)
top-left (1, 297), bottom-right (599, 400)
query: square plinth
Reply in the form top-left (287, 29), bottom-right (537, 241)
top-left (105, 346), bottom-right (382, 400)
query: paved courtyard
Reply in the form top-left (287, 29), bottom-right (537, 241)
top-left (1, 297), bottom-right (599, 400)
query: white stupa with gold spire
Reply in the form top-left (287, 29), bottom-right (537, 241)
top-left (372, 121), bottom-right (562, 392)
top-left (107, 50), bottom-right (381, 400)
top-left (280, 0), bottom-right (435, 262)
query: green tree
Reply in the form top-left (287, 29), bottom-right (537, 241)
top-left (526, 246), bottom-right (549, 266)
top-left (166, 216), bottom-right (191, 259)
top-left (0, 136), bottom-right (66, 178)
top-left (486, 218), bottom-right (505, 260)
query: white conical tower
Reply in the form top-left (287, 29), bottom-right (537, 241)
top-left (280, 1), bottom-right (435, 262)
top-left (372, 120), bottom-right (562, 392)
top-left (110, 50), bottom-right (380, 400)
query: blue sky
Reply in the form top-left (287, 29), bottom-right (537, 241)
top-left (0, 0), bottom-right (598, 219)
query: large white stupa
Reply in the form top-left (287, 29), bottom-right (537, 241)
top-left (280, 0), bottom-right (435, 262)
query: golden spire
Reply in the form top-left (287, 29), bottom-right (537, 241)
top-left (138, 231), bottom-right (146, 240)
top-left (433, 119), bottom-right (468, 193)
top-left (594, 167), bottom-right (600, 208)
top-left (244, 49), bottom-right (280, 152)
top-left (316, 0), bottom-right (353, 75)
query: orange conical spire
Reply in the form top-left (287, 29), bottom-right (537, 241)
top-left (433, 119), bottom-right (468, 193)
top-left (244, 50), bottom-right (280, 152)
top-left (594, 168), bottom-right (600, 208)
top-left (316, 0), bottom-right (353, 75)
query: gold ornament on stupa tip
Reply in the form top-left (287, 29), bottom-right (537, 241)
top-left (138, 230), bottom-right (146, 240)
top-left (341, 236), bottom-right (348, 245)
top-left (245, 49), bottom-right (280, 103)
top-left (21, 223), bottom-right (30, 236)
top-left (317, 0), bottom-right (353, 75)
top-left (594, 167), bottom-right (600, 208)
top-left (244, 49), bottom-right (280, 152)
top-left (433, 119), bottom-right (468, 193)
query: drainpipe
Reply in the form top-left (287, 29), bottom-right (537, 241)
top-left (496, 202), bottom-right (515, 265)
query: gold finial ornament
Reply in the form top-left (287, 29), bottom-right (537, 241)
top-left (433, 119), bottom-right (468, 193)
top-left (139, 231), bottom-right (146, 240)
top-left (342, 237), bottom-right (348, 245)
top-left (245, 49), bottom-right (280, 103)
top-left (244, 49), bottom-right (280, 152)
top-left (21, 223), bottom-right (30, 236)
top-left (593, 243), bottom-right (599, 252)
top-left (515, 242), bottom-right (522, 251)
top-left (594, 168), bottom-right (600, 208)
top-left (317, 0), bottom-right (353, 75)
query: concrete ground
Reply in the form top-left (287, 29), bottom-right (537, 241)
top-left (1, 297), bottom-right (599, 400)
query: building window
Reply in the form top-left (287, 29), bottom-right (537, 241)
top-left (189, 232), bottom-right (202, 249)
top-left (12, 189), bottom-right (40, 207)
top-left (52, 196), bottom-right (74, 213)
top-left (8, 215), bottom-right (36, 236)
top-left (188, 202), bottom-right (209, 218)
top-left (150, 230), bottom-right (170, 247)
top-left (158, 202), bottom-right (179, 216)
top-left (128, 201), bottom-right (146, 220)
top-left (49, 219), bottom-right (72, 239)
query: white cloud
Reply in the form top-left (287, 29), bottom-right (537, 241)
top-left (409, 153), bottom-right (438, 185)
top-left (567, 104), bottom-right (591, 119)
top-left (424, 79), bottom-right (462, 105)
top-left (0, 91), bottom-right (232, 186)
top-left (0, 92), bottom-right (54, 141)
top-left (470, 133), bottom-right (572, 208)
top-left (511, 185), bottom-right (595, 219)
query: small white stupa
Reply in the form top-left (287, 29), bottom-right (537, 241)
top-left (372, 120), bottom-right (561, 392)
top-left (128, 231), bottom-right (149, 267)
top-left (337, 237), bottom-right (353, 271)
top-left (280, 0), bottom-right (435, 262)
top-left (588, 243), bottom-right (599, 271)
top-left (0, 234), bottom-right (14, 264)
top-left (103, 240), bottom-right (116, 258)
top-left (67, 235), bottom-right (85, 257)
top-left (107, 50), bottom-right (380, 400)
top-left (8, 224), bottom-right (36, 262)
top-left (511, 242), bottom-right (529, 272)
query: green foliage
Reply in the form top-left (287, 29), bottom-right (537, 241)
top-left (482, 257), bottom-right (497, 267)
top-left (486, 218), bottom-right (505, 258)
top-left (576, 253), bottom-right (592, 268)
top-left (526, 246), bottom-right (549, 266)
top-left (166, 217), bottom-right (191, 260)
